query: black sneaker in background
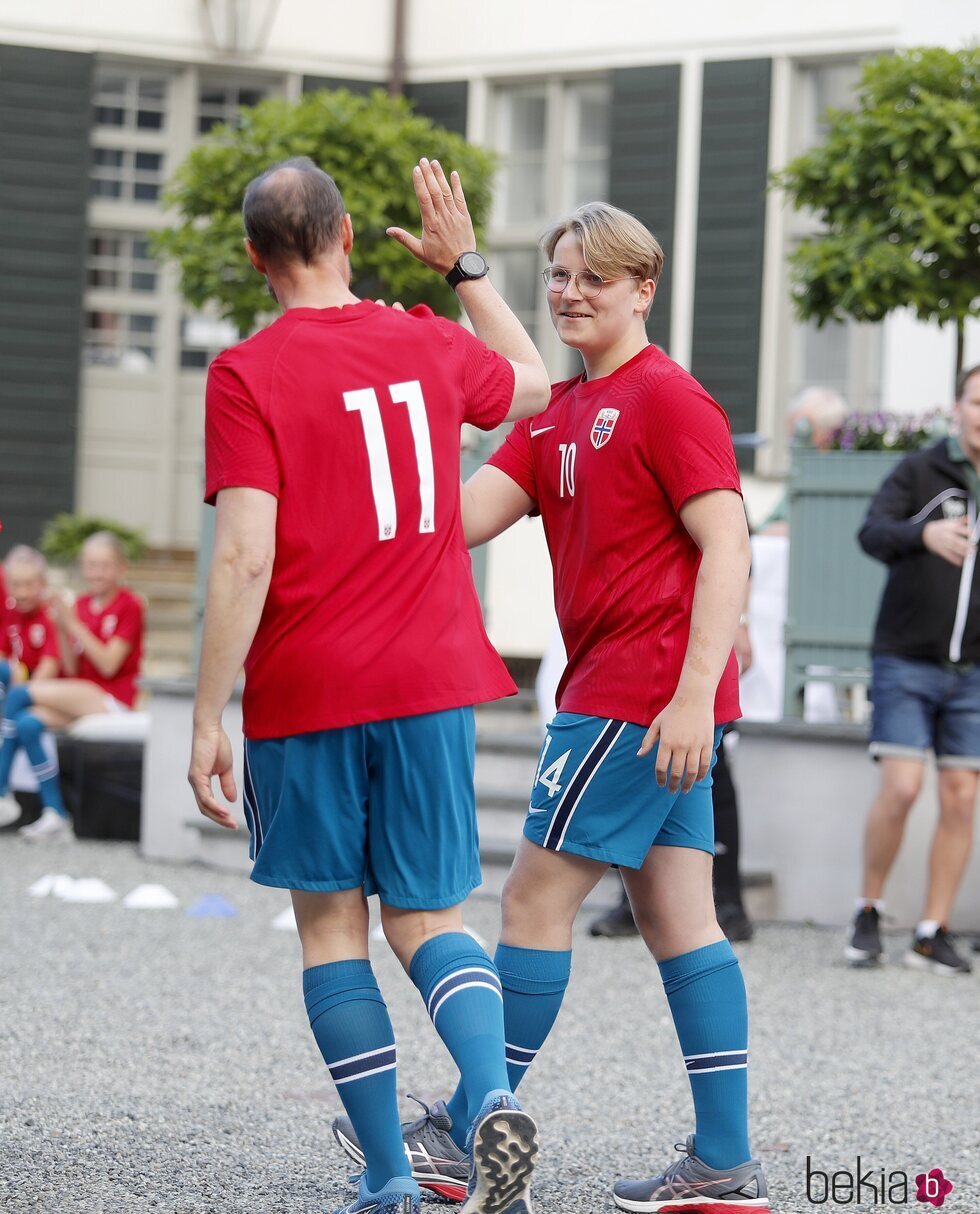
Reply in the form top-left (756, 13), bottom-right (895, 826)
top-left (717, 901), bottom-right (754, 943)
top-left (904, 926), bottom-right (972, 975)
top-left (844, 905), bottom-right (883, 966)
top-left (589, 890), bottom-right (639, 938)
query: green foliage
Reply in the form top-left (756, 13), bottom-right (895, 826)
top-left (772, 47), bottom-right (980, 344)
top-left (39, 514), bottom-right (147, 566)
top-left (153, 89), bottom-right (496, 332)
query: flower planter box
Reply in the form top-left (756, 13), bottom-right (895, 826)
top-left (783, 447), bottom-right (905, 717)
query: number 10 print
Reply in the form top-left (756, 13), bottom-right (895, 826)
top-left (344, 380), bottom-right (435, 541)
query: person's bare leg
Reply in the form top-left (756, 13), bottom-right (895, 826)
top-left (381, 902), bottom-right (465, 971)
top-left (922, 767), bottom-right (978, 924)
top-left (291, 886), bottom-right (370, 965)
top-left (861, 757), bottom-right (925, 900)
top-left (501, 836), bottom-right (609, 949)
top-left (12, 679), bottom-right (110, 727)
top-left (621, 845), bottom-right (723, 961)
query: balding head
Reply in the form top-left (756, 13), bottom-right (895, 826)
top-left (243, 157), bottom-right (346, 266)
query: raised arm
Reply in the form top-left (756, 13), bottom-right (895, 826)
top-left (388, 158), bottom-right (550, 421)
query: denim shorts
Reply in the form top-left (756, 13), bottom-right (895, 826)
top-left (869, 654), bottom-right (980, 768)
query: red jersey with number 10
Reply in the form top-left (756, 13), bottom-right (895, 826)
top-left (489, 344), bottom-right (742, 728)
top-left (204, 301), bottom-right (518, 740)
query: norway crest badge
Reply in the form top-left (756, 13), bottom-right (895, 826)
top-left (591, 407), bottom-right (620, 450)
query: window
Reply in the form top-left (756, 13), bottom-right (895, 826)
top-left (87, 232), bottom-right (159, 292)
top-left (93, 71), bottom-right (168, 131)
top-left (180, 313), bottom-right (239, 370)
top-left (84, 310), bottom-right (158, 370)
top-left (198, 81), bottom-right (269, 134)
top-left (490, 79), bottom-right (611, 377)
top-left (90, 148), bottom-right (165, 203)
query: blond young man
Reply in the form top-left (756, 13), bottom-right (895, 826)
top-left (337, 205), bottom-right (767, 1213)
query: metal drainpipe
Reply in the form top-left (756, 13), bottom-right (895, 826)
top-left (389, 0), bottom-right (407, 96)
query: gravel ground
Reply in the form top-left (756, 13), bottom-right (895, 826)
top-left (2, 836), bottom-right (978, 1213)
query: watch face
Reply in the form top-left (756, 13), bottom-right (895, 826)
top-left (458, 251), bottom-right (488, 277)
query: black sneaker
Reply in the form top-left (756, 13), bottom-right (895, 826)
top-left (589, 890), bottom-right (639, 938)
top-left (716, 902), bottom-right (754, 943)
top-left (332, 1096), bottom-right (468, 1202)
top-left (844, 905), bottom-right (883, 966)
top-left (904, 926), bottom-right (972, 975)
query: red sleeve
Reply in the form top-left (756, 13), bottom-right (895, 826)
top-left (644, 375), bottom-right (742, 511)
top-left (486, 419), bottom-right (538, 504)
top-left (0, 609), bottom-right (9, 658)
top-left (414, 311), bottom-right (515, 431)
top-left (113, 594), bottom-right (144, 646)
top-left (204, 356), bottom-right (281, 506)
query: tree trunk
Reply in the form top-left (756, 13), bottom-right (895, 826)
top-left (955, 316), bottom-right (965, 382)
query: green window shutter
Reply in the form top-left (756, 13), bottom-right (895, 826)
top-left (608, 64), bottom-right (681, 355)
top-left (0, 45), bottom-right (92, 545)
top-left (405, 81), bottom-right (468, 137)
top-left (302, 76), bottom-right (382, 96)
top-left (690, 58), bottom-right (772, 463)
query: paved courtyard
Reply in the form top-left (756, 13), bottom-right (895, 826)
top-left (2, 836), bottom-right (977, 1213)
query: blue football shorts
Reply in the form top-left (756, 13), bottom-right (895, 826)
top-left (242, 706), bottom-right (480, 910)
top-left (524, 712), bottom-right (725, 868)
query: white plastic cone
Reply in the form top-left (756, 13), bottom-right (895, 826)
top-left (122, 883), bottom-right (179, 910)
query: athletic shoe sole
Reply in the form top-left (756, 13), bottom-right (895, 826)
top-left (332, 1125), bottom-right (467, 1202)
top-left (903, 949), bottom-right (970, 976)
top-left (614, 1195), bottom-right (770, 1212)
top-left (461, 1108), bottom-right (538, 1214)
top-left (844, 944), bottom-right (882, 966)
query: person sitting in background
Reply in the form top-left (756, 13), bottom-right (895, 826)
top-left (0, 531), bottom-right (144, 840)
top-left (0, 547), bottom-right (62, 832)
top-left (761, 386), bottom-right (848, 535)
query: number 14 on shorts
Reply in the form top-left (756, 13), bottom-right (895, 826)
top-left (534, 733), bottom-right (572, 798)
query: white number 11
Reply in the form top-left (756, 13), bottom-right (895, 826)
top-left (343, 380), bottom-right (435, 541)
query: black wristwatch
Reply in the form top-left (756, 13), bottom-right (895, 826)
top-left (446, 251), bottom-right (489, 290)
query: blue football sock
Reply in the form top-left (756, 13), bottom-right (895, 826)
top-left (17, 712), bottom-right (68, 817)
top-left (303, 959), bottom-right (409, 1192)
top-left (660, 939), bottom-right (750, 1170)
top-left (410, 932), bottom-right (510, 1140)
top-left (0, 682), bottom-right (31, 796)
top-left (445, 942), bottom-right (571, 1145)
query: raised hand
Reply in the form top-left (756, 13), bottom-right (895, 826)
top-left (387, 158), bottom-right (477, 276)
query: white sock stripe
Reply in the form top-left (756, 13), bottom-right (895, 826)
top-left (327, 1044), bottom-right (397, 1069)
top-left (684, 1050), bottom-right (749, 1061)
top-left (32, 763), bottom-right (59, 780)
top-left (505, 1042), bottom-right (538, 1059)
top-left (332, 1061), bottom-right (398, 1085)
top-left (430, 981), bottom-right (504, 1024)
top-left (1, 720), bottom-right (17, 736)
top-left (425, 966), bottom-right (501, 1015)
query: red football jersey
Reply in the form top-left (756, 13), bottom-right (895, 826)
top-left (1, 604), bottom-right (60, 674)
top-left (489, 344), bottom-right (742, 728)
top-left (74, 588), bottom-right (144, 707)
top-left (205, 301), bottom-right (518, 739)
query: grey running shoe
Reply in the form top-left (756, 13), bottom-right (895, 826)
top-left (332, 1096), bottom-right (468, 1201)
top-left (844, 905), bottom-right (883, 966)
top-left (904, 926), bottom-right (972, 975)
top-left (613, 1135), bottom-right (769, 1212)
top-left (462, 1090), bottom-right (538, 1214)
top-left (334, 1172), bottom-right (419, 1214)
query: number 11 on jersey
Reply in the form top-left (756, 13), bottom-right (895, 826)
top-left (344, 380), bottom-right (435, 541)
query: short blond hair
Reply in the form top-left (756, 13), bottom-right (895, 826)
top-left (540, 202), bottom-right (664, 286)
top-left (4, 545), bottom-right (47, 576)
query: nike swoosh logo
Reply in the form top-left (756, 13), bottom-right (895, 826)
top-left (529, 425), bottom-right (556, 437)
top-left (527, 806), bottom-right (548, 814)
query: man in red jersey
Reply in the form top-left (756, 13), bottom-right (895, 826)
top-left (0, 531), bottom-right (144, 839)
top-left (188, 157), bottom-right (548, 1214)
top-left (337, 202), bottom-right (765, 1214)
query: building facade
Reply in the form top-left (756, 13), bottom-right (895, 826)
top-left (1, 0), bottom-right (977, 653)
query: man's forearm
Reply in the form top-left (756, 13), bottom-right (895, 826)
top-left (194, 554), bottom-right (272, 725)
top-left (454, 277), bottom-right (543, 369)
top-left (674, 542), bottom-right (751, 704)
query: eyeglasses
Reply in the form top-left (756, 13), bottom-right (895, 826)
top-left (541, 267), bottom-right (641, 299)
